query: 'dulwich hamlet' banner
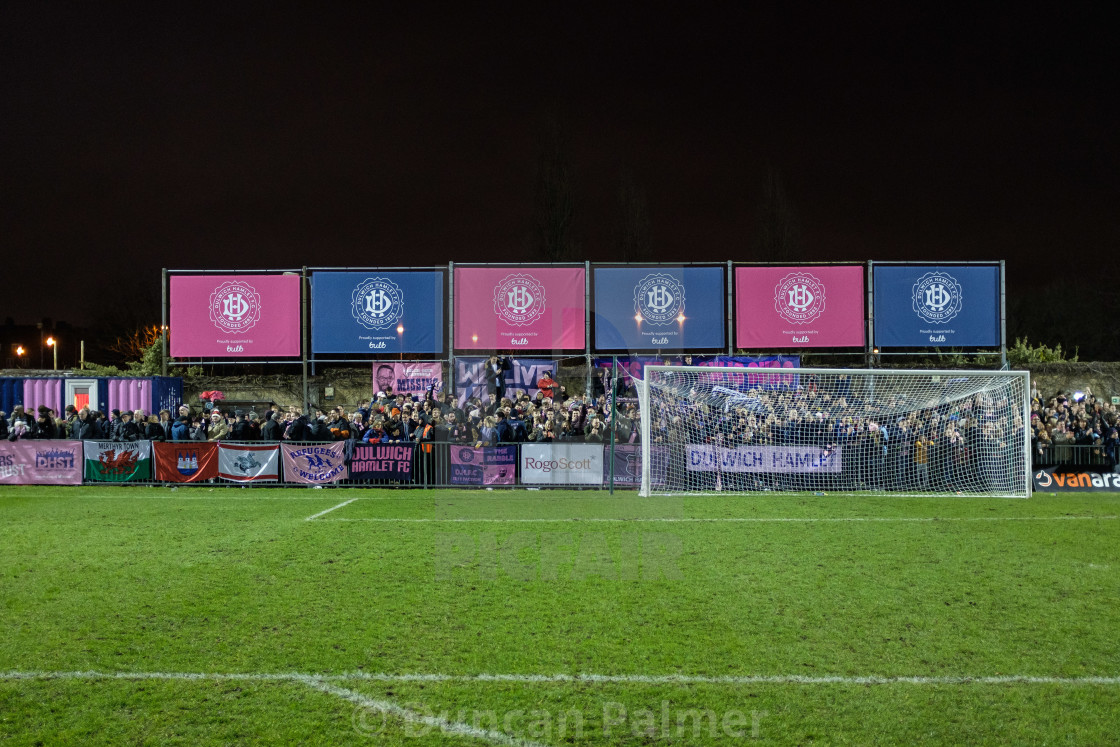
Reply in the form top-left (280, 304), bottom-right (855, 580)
top-left (350, 443), bottom-right (416, 481)
top-left (593, 266), bottom-right (725, 351)
top-left (170, 274), bottom-right (301, 358)
top-left (454, 267), bottom-right (585, 350)
top-left (311, 271), bottom-right (444, 355)
top-left (873, 264), bottom-right (1000, 348)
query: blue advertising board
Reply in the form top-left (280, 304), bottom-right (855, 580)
top-left (593, 266), bottom-right (725, 351)
top-left (873, 264), bottom-right (1000, 347)
top-left (311, 271), bottom-right (444, 355)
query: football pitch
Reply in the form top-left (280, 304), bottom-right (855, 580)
top-left (2, 486), bottom-right (1119, 745)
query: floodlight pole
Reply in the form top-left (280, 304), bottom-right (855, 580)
top-left (608, 355), bottom-right (617, 495)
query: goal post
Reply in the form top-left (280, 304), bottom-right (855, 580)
top-left (636, 366), bottom-right (1031, 497)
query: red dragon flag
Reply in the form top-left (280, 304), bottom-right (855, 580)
top-left (83, 441), bottom-right (152, 482)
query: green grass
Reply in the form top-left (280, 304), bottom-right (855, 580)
top-left (2, 485), bottom-right (1119, 744)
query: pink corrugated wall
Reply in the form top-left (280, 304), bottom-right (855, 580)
top-left (107, 379), bottom-right (153, 417)
top-left (22, 379), bottom-right (63, 416)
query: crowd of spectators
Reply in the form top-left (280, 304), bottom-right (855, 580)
top-left (4, 373), bottom-right (1115, 479)
top-left (1030, 386), bottom-right (1120, 467)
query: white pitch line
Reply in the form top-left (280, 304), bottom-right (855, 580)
top-left (305, 498), bottom-right (360, 521)
top-left (299, 676), bottom-right (548, 747)
top-left (4, 670), bottom-right (1120, 686)
top-left (317, 515), bottom-right (1119, 523)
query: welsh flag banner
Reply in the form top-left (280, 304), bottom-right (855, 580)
top-left (153, 442), bottom-right (219, 483)
top-left (83, 441), bottom-right (152, 482)
top-left (281, 442), bottom-right (349, 484)
top-left (218, 443), bottom-right (280, 482)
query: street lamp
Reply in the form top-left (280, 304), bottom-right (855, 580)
top-left (15, 345), bottom-right (25, 368)
top-left (46, 337), bottom-right (57, 370)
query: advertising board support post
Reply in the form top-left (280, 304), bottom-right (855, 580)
top-left (609, 355), bottom-right (617, 494)
top-left (161, 268), bottom-right (169, 377)
top-left (302, 266), bottom-right (310, 413)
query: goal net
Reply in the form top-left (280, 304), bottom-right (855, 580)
top-left (636, 366), bottom-right (1030, 497)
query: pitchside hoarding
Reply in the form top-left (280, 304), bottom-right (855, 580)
top-left (373, 361), bottom-right (444, 397)
top-left (311, 271), bottom-right (444, 355)
top-left (454, 267), bottom-right (585, 350)
top-left (520, 443), bottom-right (603, 485)
top-left (593, 266), bottom-right (725, 351)
top-left (170, 274), bottom-right (301, 357)
top-left (873, 264), bottom-right (1000, 347)
top-left (735, 266), bottom-right (865, 349)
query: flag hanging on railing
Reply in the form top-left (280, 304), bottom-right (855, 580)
top-left (83, 441), bottom-right (152, 482)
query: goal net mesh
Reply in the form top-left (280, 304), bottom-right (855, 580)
top-left (636, 366), bottom-right (1029, 497)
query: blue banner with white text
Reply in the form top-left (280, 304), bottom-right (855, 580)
top-left (593, 266), bottom-right (726, 351)
top-left (873, 264), bottom-right (1000, 347)
top-left (311, 270), bottom-right (445, 355)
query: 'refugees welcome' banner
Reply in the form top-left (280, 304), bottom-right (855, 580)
top-left (282, 443), bottom-right (349, 484)
top-left (84, 441), bottom-right (152, 482)
top-left (170, 274), bottom-right (301, 358)
top-left (454, 266), bottom-right (585, 350)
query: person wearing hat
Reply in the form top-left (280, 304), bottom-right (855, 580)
top-left (118, 410), bottom-right (142, 442)
top-left (207, 411), bottom-right (228, 441)
top-left (307, 414), bottom-right (332, 442)
top-left (170, 413), bottom-right (191, 441)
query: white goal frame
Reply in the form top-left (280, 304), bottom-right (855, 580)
top-left (637, 365), bottom-right (1031, 498)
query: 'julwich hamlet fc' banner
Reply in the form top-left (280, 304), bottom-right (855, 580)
top-left (350, 443), bottom-right (415, 481)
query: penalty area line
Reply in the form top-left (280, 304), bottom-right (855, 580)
top-left (314, 515), bottom-right (1119, 524)
top-left (4, 670), bottom-right (1120, 687)
top-left (305, 498), bottom-right (361, 521)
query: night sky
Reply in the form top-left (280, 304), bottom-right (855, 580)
top-left (3, 4), bottom-right (1117, 336)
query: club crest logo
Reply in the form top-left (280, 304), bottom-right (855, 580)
top-left (209, 281), bottom-right (262, 334)
top-left (912, 272), bottom-right (963, 323)
top-left (494, 273), bottom-right (546, 326)
top-left (458, 448), bottom-right (476, 463)
top-left (634, 273), bottom-right (685, 325)
top-left (773, 272), bottom-right (826, 324)
top-left (351, 277), bottom-right (405, 330)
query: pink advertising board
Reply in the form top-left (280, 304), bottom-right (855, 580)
top-left (735, 266), bottom-right (865, 349)
top-left (454, 267), bottom-right (585, 350)
top-left (170, 274), bottom-right (301, 358)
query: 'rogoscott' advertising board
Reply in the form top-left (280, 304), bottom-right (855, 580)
top-left (311, 271), bottom-right (444, 355)
top-left (454, 267), bottom-right (585, 350)
top-left (593, 266), bottom-right (725, 351)
top-left (735, 265), bottom-right (865, 349)
top-left (873, 264), bottom-right (1000, 347)
top-left (171, 274), bottom-right (301, 357)
top-left (520, 443), bottom-right (603, 485)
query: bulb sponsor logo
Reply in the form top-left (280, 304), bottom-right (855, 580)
top-left (634, 273), bottom-right (685, 324)
top-left (494, 274), bottom-right (546, 326)
top-left (367, 341), bottom-right (387, 349)
top-left (929, 334), bottom-right (947, 343)
top-left (650, 337), bottom-right (669, 345)
top-left (226, 345), bottom-right (244, 352)
top-left (791, 335), bottom-right (809, 343)
top-left (510, 337), bottom-right (529, 345)
top-left (210, 282), bottom-right (262, 333)
top-left (912, 272), bottom-right (963, 323)
top-left (774, 272), bottom-right (826, 324)
top-left (351, 277), bottom-right (405, 330)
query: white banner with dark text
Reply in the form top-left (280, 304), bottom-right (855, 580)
top-left (686, 444), bottom-right (842, 473)
top-left (520, 443), bottom-right (604, 485)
